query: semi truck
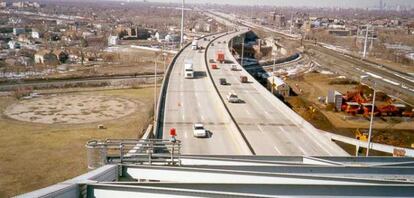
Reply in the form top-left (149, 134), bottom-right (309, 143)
top-left (184, 60), bottom-right (194, 79)
top-left (216, 51), bottom-right (225, 63)
top-left (191, 40), bottom-right (198, 50)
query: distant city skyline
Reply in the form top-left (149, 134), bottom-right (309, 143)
top-left (145, 0), bottom-right (414, 9)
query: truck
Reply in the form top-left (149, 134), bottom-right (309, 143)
top-left (184, 60), bottom-right (194, 79)
top-left (216, 51), bottom-right (225, 63)
top-left (240, 75), bottom-right (248, 83)
top-left (191, 40), bottom-right (198, 50)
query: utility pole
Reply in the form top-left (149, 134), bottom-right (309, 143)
top-left (180, 0), bottom-right (185, 49)
top-left (240, 37), bottom-right (245, 67)
top-left (154, 56), bottom-right (158, 123)
top-left (363, 25), bottom-right (369, 59)
top-left (366, 81), bottom-right (376, 156)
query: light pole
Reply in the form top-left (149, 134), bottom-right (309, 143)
top-left (363, 25), bottom-right (369, 59)
top-left (180, 0), bottom-right (185, 49)
top-left (361, 76), bottom-right (376, 156)
top-left (366, 83), bottom-right (376, 157)
top-left (153, 55), bottom-right (158, 123)
top-left (240, 36), bottom-right (245, 67)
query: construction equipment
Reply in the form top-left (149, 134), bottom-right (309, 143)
top-left (362, 103), bottom-right (380, 117)
top-left (355, 128), bottom-right (369, 142)
top-left (341, 102), bottom-right (361, 115)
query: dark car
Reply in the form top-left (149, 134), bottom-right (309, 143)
top-left (219, 78), bottom-right (227, 85)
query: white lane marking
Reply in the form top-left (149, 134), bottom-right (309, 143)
top-left (184, 131), bottom-right (188, 139)
top-left (257, 124), bottom-right (265, 133)
top-left (279, 126), bottom-right (307, 155)
top-left (273, 146), bottom-right (282, 155)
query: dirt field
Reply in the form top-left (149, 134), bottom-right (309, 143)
top-left (0, 87), bottom-right (154, 197)
top-left (5, 95), bottom-right (139, 124)
top-left (285, 72), bottom-right (414, 149)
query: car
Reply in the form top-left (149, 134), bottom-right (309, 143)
top-left (203, 38), bottom-right (207, 41)
top-left (218, 41), bottom-right (221, 44)
top-left (227, 93), bottom-right (242, 103)
top-left (223, 41), bottom-right (226, 44)
top-left (193, 123), bottom-right (207, 138)
top-left (198, 49), bottom-right (203, 53)
top-left (211, 43), bottom-right (214, 46)
top-left (219, 78), bottom-right (227, 85)
top-left (231, 65), bottom-right (238, 71)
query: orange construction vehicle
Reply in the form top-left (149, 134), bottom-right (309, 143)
top-left (362, 103), bottom-right (380, 117)
top-left (341, 102), bottom-right (361, 115)
top-left (378, 104), bottom-right (404, 116)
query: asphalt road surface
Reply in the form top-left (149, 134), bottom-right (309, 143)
top-left (162, 34), bottom-right (251, 155)
top-left (206, 29), bottom-right (348, 156)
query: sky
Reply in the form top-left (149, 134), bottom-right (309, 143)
top-left (145, 0), bottom-right (414, 9)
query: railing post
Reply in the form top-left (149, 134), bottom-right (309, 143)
top-left (147, 140), bottom-right (153, 165)
top-left (171, 142), bottom-right (174, 165)
top-left (119, 143), bottom-right (124, 163)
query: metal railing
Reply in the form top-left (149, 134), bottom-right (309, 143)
top-left (86, 139), bottom-right (181, 169)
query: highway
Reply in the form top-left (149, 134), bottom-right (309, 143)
top-left (161, 34), bottom-right (251, 155)
top-left (206, 29), bottom-right (348, 155)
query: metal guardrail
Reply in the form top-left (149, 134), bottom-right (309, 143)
top-left (86, 139), bottom-right (181, 169)
top-left (329, 133), bottom-right (414, 157)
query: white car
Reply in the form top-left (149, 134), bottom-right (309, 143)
top-left (227, 93), bottom-right (242, 103)
top-left (193, 123), bottom-right (207, 138)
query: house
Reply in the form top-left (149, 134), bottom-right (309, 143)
top-left (34, 50), bottom-right (59, 65)
top-left (8, 41), bottom-right (20, 49)
top-left (53, 49), bottom-right (69, 63)
top-left (31, 30), bottom-right (40, 39)
top-left (107, 35), bottom-right (118, 46)
top-left (16, 56), bottom-right (34, 67)
top-left (13, 28), bottom-right (25, 36)
top-left (267, 76), bottom-right (290, 98)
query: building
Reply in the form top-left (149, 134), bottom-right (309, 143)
top-left (13, 28), bottom-right (25, 36)
top-left (326, 90), bottom-right (343, 111)
top-left (8, 41), bottom-right (20, 49)
top-left (31, 30), bottom-right (40, 39)
top-left (267, 76), bottom-right (290, 98)
top-left (107, 35), bottom-right (119, 46)
top-left (34, 50), bottom-right (59, 65)
top-left (275, 15), bottom-right (286, 27)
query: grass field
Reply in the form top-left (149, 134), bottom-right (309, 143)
top-left (0, 87), bottom-right (154, 197)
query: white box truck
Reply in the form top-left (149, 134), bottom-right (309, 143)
top-left (184, 60), bottom-right (194, 79)
top-left (191, 40), bottom-right (198, 50)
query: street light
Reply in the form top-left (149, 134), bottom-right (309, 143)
top-left (361, 76), bottom-right (376, 156)
top-left (240, 36), bottom-right (245, 67)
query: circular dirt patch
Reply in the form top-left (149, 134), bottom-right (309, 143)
top-left (4, 95), bottom-right (139, 124)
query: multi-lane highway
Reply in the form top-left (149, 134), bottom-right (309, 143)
top-left (205, 29), bottom-right (348, 155)
top-left (161, 34), bottom-right (251, 155)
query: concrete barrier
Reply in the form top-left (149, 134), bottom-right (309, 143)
top-left (16, 165), bottom-right (118, 198)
